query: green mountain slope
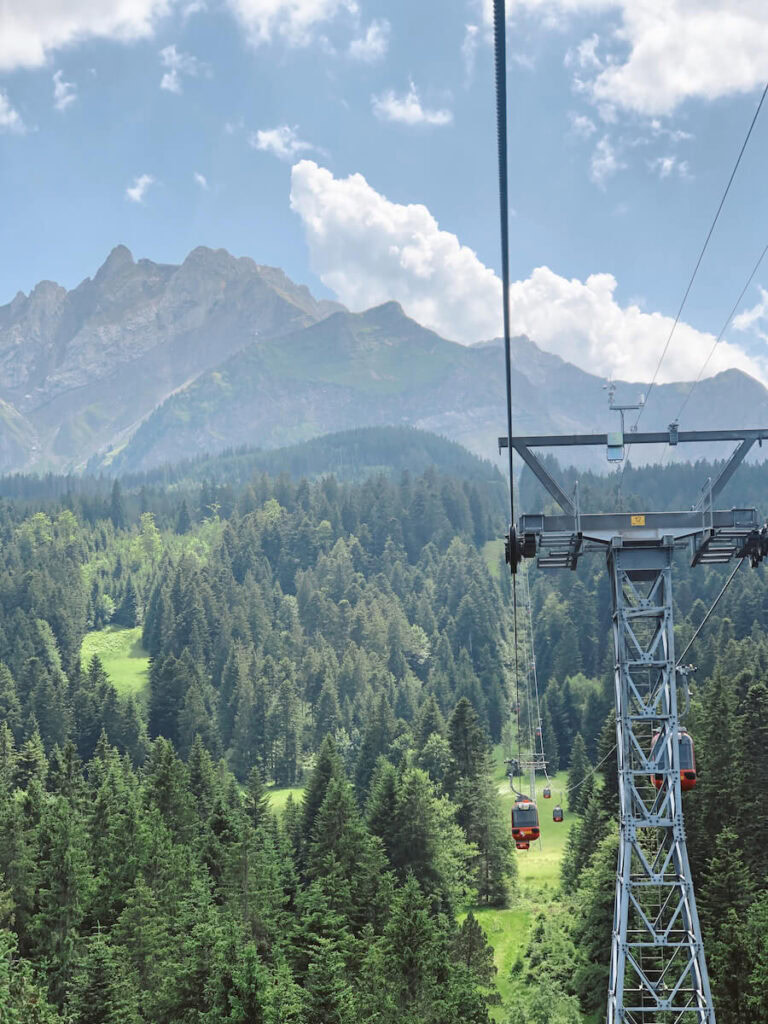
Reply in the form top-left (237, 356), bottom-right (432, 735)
top-left (105, 299), bottom-right (768, 473)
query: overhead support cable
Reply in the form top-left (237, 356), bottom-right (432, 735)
top-left (673, 243), bottom-right (768, 425)
top-left (677, 557), bottom-right (746, 666)
top-left (617, 78), bottom-right (768, 495)
top-left (634, 78), bottom-right (768, 431)
top-left (492, 0), bottom-right (525, 790)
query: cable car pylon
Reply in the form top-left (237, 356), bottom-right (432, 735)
top-left (501, 424), bottom-right (768, 1023)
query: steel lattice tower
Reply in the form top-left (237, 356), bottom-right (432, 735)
top-left (502, 426), bottom-right (768, 1023)
top-left (607, 545), bottom-right (712, 1022)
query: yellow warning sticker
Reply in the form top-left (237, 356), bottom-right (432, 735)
top-left (630, 514), bottom-right (646, 527)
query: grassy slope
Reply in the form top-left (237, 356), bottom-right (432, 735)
top-left (464, 747), bottom-right (583, 1019)
top-left (80, 625), bottom-right (150, 699)
top-left (267, 786), bottom-right (305, 811)
top-left (482, 538), bottom-right (504, 580)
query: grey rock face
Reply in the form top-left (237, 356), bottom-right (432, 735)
top-left (2, 246), bottom-right (767, 475)
top-left (0, 246), bottom-right (341, 470)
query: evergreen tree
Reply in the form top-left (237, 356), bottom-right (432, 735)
top-left (453, 911), bottom-right (497, 986)
top-left (113, 576), bottom-right (139, 627)
top-left (175, 499), bottom-right (192, 535)
top-left (110, 480), bottom-right (126, 531)
top-left (567, 732), bottom-right (591, 815)
top-left (68, 931), bottom-right (141, 1024)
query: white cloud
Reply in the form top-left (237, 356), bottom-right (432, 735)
top-left (733, 286), bottom-right (768, 341)
top-left (649, 119), bottom-right (693, 143)
top-left (193, 171), bottom-right (209, 189)
top-left (569, 112), bottom-right (596, 138)
top-left (290, 160), bottom-right (501, 343)
top-left (252, 124), bottom-right (313, 159)
top-left (589, 135), bottom-right (625, 186)
top-left (648, 154), bottom-right (691, 180)
top-left (125, 173), bottom-right (155, 203)
top-left (499, 0), bottom-right (768, 116)
top-left (372, 81), bottom-right (452, 126)
top-left (565, 33), bottom-right (602, 70)
top-left (226, 0), bottom-right (357, 47)
top-left (348, 18), bottom-right (389, 61)
top-left (159, 43), bottom-right (207, 93)
top-left (52, 70), bottom-right (77, 111)
top-left (462, 24), bottom-right (480, 84)
top-left (289, 160), bottom-right (768, 384)
top-left (0, 0), bottom-right (174, 72)
top-left (0, 91), bottom-right (26, 133)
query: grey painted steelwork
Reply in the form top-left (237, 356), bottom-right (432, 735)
top-left (607, 544), bottom-right (713, 1022)
top-left (505, 427), bottom-right (768, 1023)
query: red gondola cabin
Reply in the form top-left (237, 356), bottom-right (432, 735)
top-left (650, 728), bottom-right (697, 791)
top-left (543, 785), bottom-right (551, 799)
top-left (515, 840), bottom-right (530, 851)
top-left (553, 805), bottom-right (564, 823)
top-left (511, 797), bottom-right (540, 843)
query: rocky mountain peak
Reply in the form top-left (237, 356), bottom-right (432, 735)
top-left (94, 244), bottom-right (135, 283)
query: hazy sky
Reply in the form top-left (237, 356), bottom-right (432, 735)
top-left (2, 0), bottom-right (768, 392)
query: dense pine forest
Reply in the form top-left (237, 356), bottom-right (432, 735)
top-left (0, 435), bottom-right (766, 1022)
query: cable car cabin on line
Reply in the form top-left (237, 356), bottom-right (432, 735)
top-left (511, 798), bottom-right (540, 843)
top-left (543, 785), bottom-right (551, 799)
top-left (553, 805), bottom-right (564, 823)
top-left (515, 840), bottom-right (530, 851)
top-left (650, 728), bottom-right (697, 791)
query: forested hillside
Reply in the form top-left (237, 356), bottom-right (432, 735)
top-left (0, 447), bottom-right (766, 1022)
top-left (0, 457), bottom-right (515, 1022)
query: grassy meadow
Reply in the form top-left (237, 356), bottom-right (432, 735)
top-left (80, 625), bottom-right (151, 699)
top-left (464, 748), bottom-right (583, 1019)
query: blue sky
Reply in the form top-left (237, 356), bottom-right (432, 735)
top-left (2, 0), bottom-right (768, 391)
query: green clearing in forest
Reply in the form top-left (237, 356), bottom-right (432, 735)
top-left (80, 625), bottom-right (150, 698)
top-left (482, 538), bottom-right (504, 579)
top-left (268, 786), bottom-right (305, 811)
top-left (466, 748), bottom-right (584, 1019)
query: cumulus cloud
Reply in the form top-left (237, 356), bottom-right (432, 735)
top-left (565, 32), bottom-right (602, 70)
top-left (462, 24), bottom-right (480, 84)
top-left (648, 154), bottom-right (691, 180)
top-left (733, 287), bottom-right (768, 341)
top-left (252, 124), bottom-right (313, 160)
top-left (496, 1), bottom-right (768, 116)
top-left (226, 0), bottom-right (357, 47)
top-left (160, 44), bottom-right (207, 93)
top-left (126, 173), bottom-right (155, 203)
top-left (372, 81), bottom-right (452, 126)
top-left (589, 135), bottom-right (625, 186)
top-left (348, 18), bottom-right (389, 61)
top-left (569, 112), bottom-right (596, 138)
top-left (0, 90), bottom-right (26, 133)
top-left (193, 171), bottom-right (209, 189)
top-left (52, 70), bottom-right (77, 111)
top-left (290, 160), bottom-right (501, 343)
top-left (0, 0), bottom-right (173, 71)
top-left (289, 160), bottom-right (768, 384)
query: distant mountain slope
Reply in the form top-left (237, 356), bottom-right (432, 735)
top-left (105, 300), bottom-right (768, 473)
top-left (120, 425), bottom-right (508, 488)
top-left (0, 245), bottom-right (343, 470)
top-left (3, 245), bottom-right (768, 475)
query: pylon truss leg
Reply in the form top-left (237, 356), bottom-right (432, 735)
top-left (606, 546), bottom-right (715, 1023)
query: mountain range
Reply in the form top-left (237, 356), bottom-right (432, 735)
top-left (1, 245), bottom-right (766, 474)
